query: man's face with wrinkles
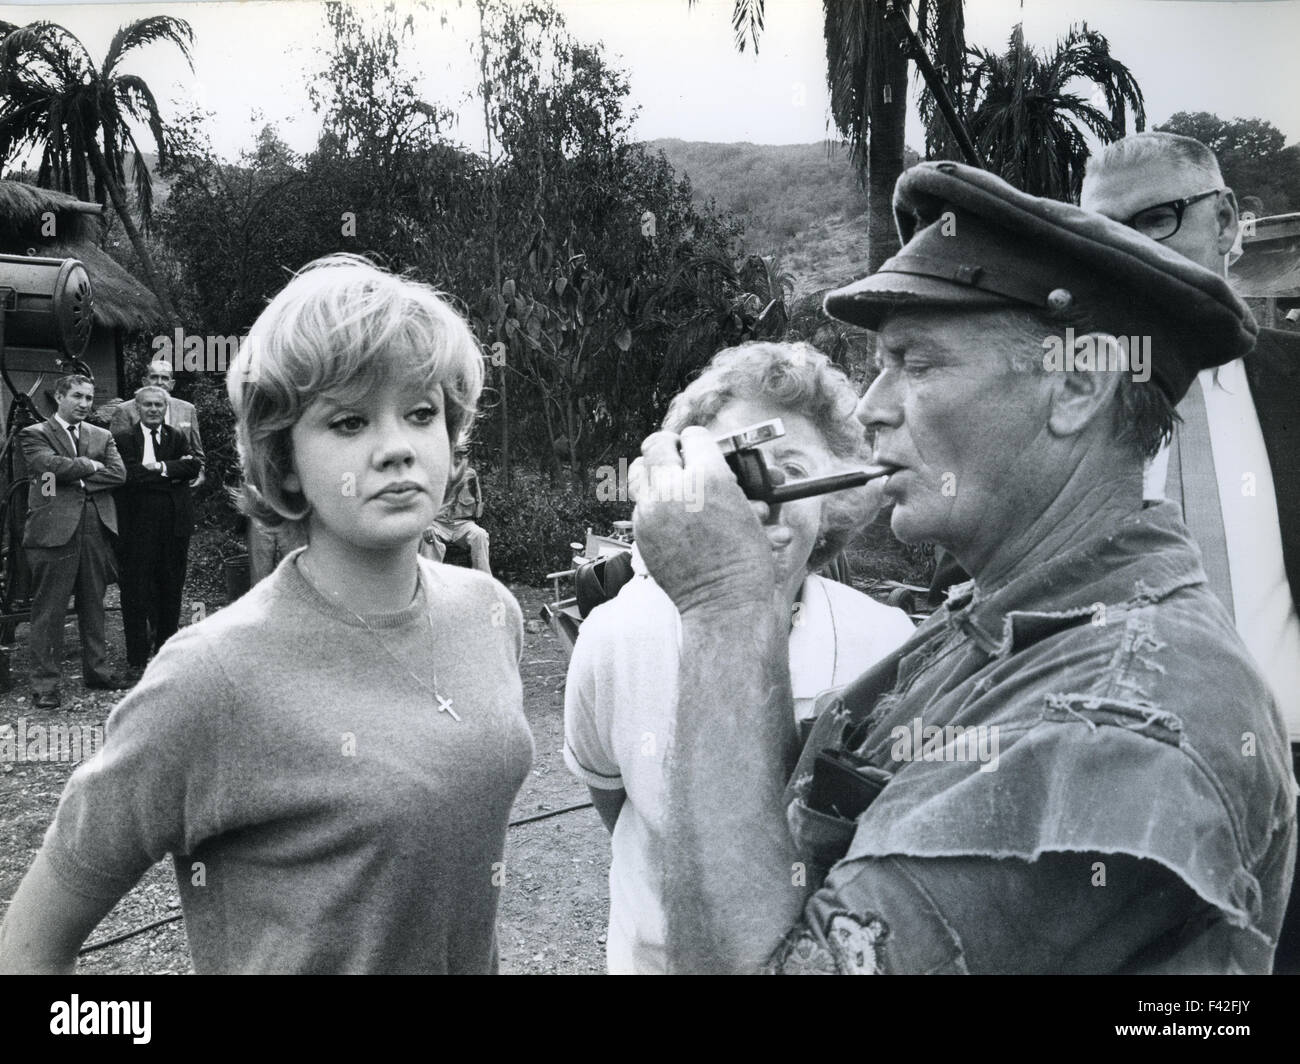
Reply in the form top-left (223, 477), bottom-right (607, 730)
top-left (855, 307), bottom-right (1056, 562)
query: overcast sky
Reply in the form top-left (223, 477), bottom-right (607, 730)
top-left (2, 0), bottom-right (1298, 161)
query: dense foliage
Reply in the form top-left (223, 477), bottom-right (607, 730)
top-left (138, 1), bottom-right (804, 558)
top-left (1157, 112), bottom-right (1300, 216)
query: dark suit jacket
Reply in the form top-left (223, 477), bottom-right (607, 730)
top-left (110, 395), bottom-right (205, 490)
top-left (109, 395), bottom-right (204, 454)
top-left (114, 423), bottom-right (202, 539)
top-left (19, 419), bottom-right (125, 548)
top-left (1245, 326), bottom-right (1300, 615)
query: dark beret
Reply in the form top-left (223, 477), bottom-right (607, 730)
top-left (824, 161), bottom-right (1258, 403)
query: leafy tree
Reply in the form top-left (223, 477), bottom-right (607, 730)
top-left (157, 0), bottom-right (763, 516)
top-left (950, 22), bottom-right (1144, 201)
top-left (471, 0), bottom-right (577, 485)
top-left (309, 1), bottom-right (449, 171)
top-left (0, 16), bottom-right (194, 320)
top-left (1158, 111), bottom-right (1285, 163)
top-left (470, 0), bottom-right (748, 477)
top-left (159, 117), bottom-right (317, 334)
top-left (1157, 112), bottom-right (1300, 215)
top-left (308, 0), bottom-right (460, 271)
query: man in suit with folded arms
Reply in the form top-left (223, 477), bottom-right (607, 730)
top-left (20, 375), bottom-right (129, 708)
top-left (1081, 131), bottom-right (1300, 971)
top-left (113, 386), bottom-right (202, 675)
top-left (109, 358), bottom-right (205, 490)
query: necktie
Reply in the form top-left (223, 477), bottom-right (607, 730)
top-left (1166, 378), bottom-right (1235, 618)
top-left (69, 424), bottom-right (80, 454)
top-left (150, 427), bottom-right (160, 451)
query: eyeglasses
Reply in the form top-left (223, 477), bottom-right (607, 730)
top-left (1122, 188), bottom-right (1224, 241)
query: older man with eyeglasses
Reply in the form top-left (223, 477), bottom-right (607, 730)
top-left (1082, 132), bottom-right (1300, 974)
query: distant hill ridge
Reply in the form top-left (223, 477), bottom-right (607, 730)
top-left (646, 137), bottom-right (899, 297)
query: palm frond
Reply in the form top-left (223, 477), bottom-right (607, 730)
top-left (0, 91), bottom-right (54, 164)
top-left (961, 19), bottom-right (1146, 199)
top-left (114, 73), bottom-right (168, 162)
top-left (824, 0), bottom-right (882, 171)
top-left (730, 0), bottom-right (765, 54)
top-left (102, 15), bottom-right (193, 78)
top-left (128, 138), bottom-right (154, 231)
top-left (0, 22), bottom-right (94, 85)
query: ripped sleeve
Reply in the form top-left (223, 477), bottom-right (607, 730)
top-left (765, 852), bottom-right (1201, 974)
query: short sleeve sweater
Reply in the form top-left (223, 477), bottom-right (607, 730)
top-left (41, 550), bottom-right (533, 973)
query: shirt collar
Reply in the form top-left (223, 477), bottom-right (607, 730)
top-left (53, 414), bottom-right (77, 434)
top-left (942, 501), bottom-right (1206, 658)
top-left (1203, 357), bottom-right (1246, 396)
top-left (630, 542), bottom-right (649, 576)
top-left (788, 576), bottom-right (835, 698)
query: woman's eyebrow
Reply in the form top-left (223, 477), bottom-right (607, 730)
top-left (768, 442), bottom-right (815, 462)
top-left (312, 397), bottom-right (351, 415)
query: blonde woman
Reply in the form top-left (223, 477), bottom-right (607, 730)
top-left (0, 255), bottom-right (533, 974)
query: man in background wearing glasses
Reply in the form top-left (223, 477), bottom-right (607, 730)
top-left (1082, 131), bottom-right (1300, 973)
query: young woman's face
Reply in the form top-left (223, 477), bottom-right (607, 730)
top-left (287, 376), bottom-right (450, 555)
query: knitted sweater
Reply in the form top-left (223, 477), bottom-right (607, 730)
top-left (42, 550), bottom-right (533, 973)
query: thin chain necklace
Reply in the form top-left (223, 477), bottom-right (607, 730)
top-left (298, 552), bottom-right (460, 722)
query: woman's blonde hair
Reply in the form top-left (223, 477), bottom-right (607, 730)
top-left (227, 254), bottom-right (485, 528)
top-left (662, 341), bottom-right (873, 571)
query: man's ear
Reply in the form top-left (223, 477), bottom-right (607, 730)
top-left (1046, 333), bottom-right (1124, 439)
top-left (1216, 187), bottom-right (1240, 257)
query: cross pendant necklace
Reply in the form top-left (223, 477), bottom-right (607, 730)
top-left (299, 553), bottom-right (460, 722)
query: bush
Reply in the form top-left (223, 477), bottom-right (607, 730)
top-left (478, 465), bottom-right (631, 585)
top-left (185, 373), bottom-right (242, 533)
top-left (843, 512), bottom-right (936, 589)
top-left (186, 525), bottom-right (249, 608)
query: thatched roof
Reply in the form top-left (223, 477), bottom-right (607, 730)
top-left (0, 180), bottom-right (164, 332)
top-left (0, 181), bottom-right (101, 244)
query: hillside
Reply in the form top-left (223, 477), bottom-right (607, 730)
top-left (646, 138), bottom-right (918, 297)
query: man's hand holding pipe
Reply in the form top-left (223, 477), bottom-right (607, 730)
top-left (629, 426), bottom-right (809, 973)
top-left (630, 426), bottom-right (778, 618)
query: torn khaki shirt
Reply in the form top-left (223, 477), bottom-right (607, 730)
top-left (777, 501), bottom-right (1297, 974)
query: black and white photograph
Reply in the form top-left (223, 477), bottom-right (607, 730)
top-left (0, 0), bottom-right (1296, 1009)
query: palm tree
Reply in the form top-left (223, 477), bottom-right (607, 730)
top-left (0, 16), bottom-right (194, 321)
top-left (736, 252), bottom-right (795, 338)
top-left (954, 22), bottom-right (1144, 201)
top-left (693, 0), bottom-right (967, 274)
